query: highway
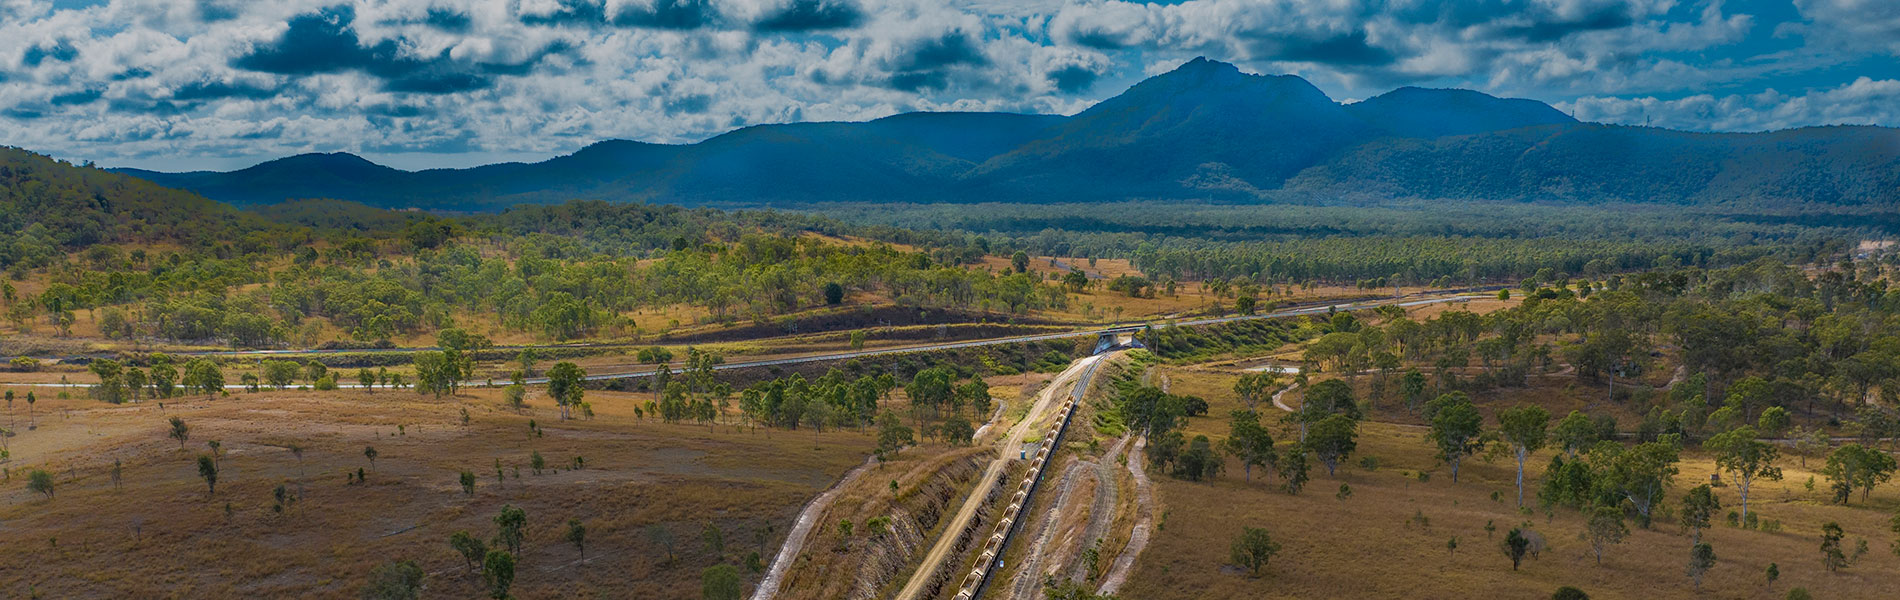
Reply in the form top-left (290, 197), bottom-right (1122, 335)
top-left (0, 292), bottom-right (1485, 389)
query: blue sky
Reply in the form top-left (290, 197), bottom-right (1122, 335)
top-left (3, 0), bottom-right (1897, 171)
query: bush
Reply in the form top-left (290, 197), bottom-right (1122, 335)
top-left (361, 560), bottom-right (425, 600)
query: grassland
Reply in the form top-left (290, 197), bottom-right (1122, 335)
top-left (1119, 365), bottom-right (1900, 600)
top-left (0, 385), bottom-right (881, 598)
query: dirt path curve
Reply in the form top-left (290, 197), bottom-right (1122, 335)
top-left (749, 455), bottom-right (878, 600)
top-left (893, 353), bottom-right (1104, 600)
top-left (1096, 435), bottom-right (1153, 595)
top-left (1005, 459), bottom-right (1088, 600)
top-left (1271, 381), bottom-right (1301, 413)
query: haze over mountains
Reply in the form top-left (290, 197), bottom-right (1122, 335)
top-left (119, 58), bottom-right (1900, 211)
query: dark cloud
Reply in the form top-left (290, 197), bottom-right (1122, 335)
top-left (385, 71), bottom-right (491, 94)
top-left (233, 7), bottom-right (394, 75)
top-left (50, 88), bottom-right (103, 105)
top-left (108, 97), bottom-right (186, 116)
top-left (1253, 31), bottom-right (1395, 66)
top-left (883, 33), bottom-right (986, 91)
top-left (887, 71), bottom-right (947, 91)
top-left (173, 80), bottom-right (279, 101)
top-left (521, 0), bottom-right (715, 29)
top-left (368, 103), bottom-right (427, 118)
top-left (612, 0), bottom-right (716, 29)
top-left (902, 34), bottom-right (985, 70)
top-left (1067, 29), bottom-right (1131, 51)
top-left (1494, 6), bottom-right (1636, 42)
top-left (423, 8), bottom-right (472, 32)
top-left (1048, 65), bottom-right (1097, 93)
top-left (520, 0), bottom-right (607, 26)
top-left (233, 6), bottom-right (553, 94)
top-left (663, 93), bottom-right (713, 114)
top-left (23, 40), bottom-right (78, 66)
top-left (197, 0), bottom-right (238, 22)
top-left (755, 0), bottom-right (863, 32)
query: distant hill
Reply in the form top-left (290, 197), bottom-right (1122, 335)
top-left (114, 58), bottom-right (1900, 210)
top-left (1343, 86), bottom-right (1576, 138)
top-left (0, 147), bottom-right (272, 268)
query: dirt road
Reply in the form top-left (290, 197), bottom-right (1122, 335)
top-left (892, 353), bottom-right (1104, 600)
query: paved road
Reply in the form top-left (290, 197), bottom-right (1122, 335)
top-left (0, 293), bottom-right (1482, 390)
top-left (530, 293), bottom-right (1479, 386)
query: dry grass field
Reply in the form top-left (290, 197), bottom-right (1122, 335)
top-left (1119, 367), bottom-right (1900, 600)
top-left (0, 385), bottom-right (877, 598)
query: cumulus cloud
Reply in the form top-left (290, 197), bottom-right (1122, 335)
top-left (0, 0), bottom-right (1890, 170)
top-left (1561, 77), bottom-right (1900, 131)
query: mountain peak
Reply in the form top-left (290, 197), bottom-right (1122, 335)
top-left (246, 151), bottom-right (394, 174)
top-left (1347, 86), bottom-right (1574, 138)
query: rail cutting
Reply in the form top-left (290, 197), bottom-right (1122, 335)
top-left (951, 357), bottom-right (1098, 600)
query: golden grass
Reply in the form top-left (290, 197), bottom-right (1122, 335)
top-left (0, 386), bottom-right (874, 598)
top-left (1121, 368), bottom-right (1900, 600)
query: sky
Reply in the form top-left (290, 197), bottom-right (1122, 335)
top-left (2, 0), bottom-right (1897, 171)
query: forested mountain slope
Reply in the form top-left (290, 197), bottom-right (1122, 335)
top-left (113, 58), bottom-right (1899, 210)
top-left (0, 147), bottom-right (282, 270)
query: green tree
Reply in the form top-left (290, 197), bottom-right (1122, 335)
top-left (263, 359), bottom-right (300, 390)
top-left (1398, 369), bottom-right (1428, 413)
top-left (361, 560), bottom-right (425, 600)
top-left (1686, 543), bottom-right (1716, 590)
top-left (197, 454), bottom-right (218, 496)
top-left (1232, 372), bottom-right (1279, 412)
top-left (565, 518), bottom-right (587, 557)
top-left (358, 368), bottom-right (376, 392)
top-left (1426, 393), bottom-right (1486, 483)
top-left (701, 564), bottom-right (742, 600)
top-left (1820, 522), bottom-right (1849, 571)
top-left (1705, 426), bottom-right (1781, 522)
top-left (481, 550), bottom-right (515, 599)
top-left (1680, 484), bottom-right (1720, 545)
top-left (182, 358), bottom-right (223, 397)
top-left (27, 469), bottom-right (54, 498)
top-left (494, 504), bottom-right (527, 555)
top-left (1011, 251), bottom-right (1030, 274)
top-left (1280, 446), bottom-right (1311, 495)
top-left (1553, 410), bottom-right (1596, 458)
top-left (1229, 526), bottom-right (1282, 576)
top-left (168, 416), bottom-right (190, 448)
top-left (876, 412), bottom-right (914, 459)
top-left (1823, 443), bottom-right (1897, 504)
top-left (1224, 409), bottom-right (1278, 483)
top-left (1499, 404), bottom-right (1551, 506)
top-left (449, 531), bottom-right (487, 574)
top-left (1173, 435), bottom-right (1223, 481)
top-left (1551, 586), bottom-right (1588, 600)
top-left (822, 282), bottom-right (845, 305)
top-left (1502, 528), bottom-right (1530, 570)
top-left (546, 361), bottom-right (586, 420)
top-left (1583, 506), bottom-right (1628, 566)
top-left (460, 470), bottom-right (476, 496)
top-left (1306, 413), bottom-right (1358, 477)
top-left (1757, 406), bottom-right (1791, 438)
top-left (1592, 438), bottom-right (1681, 527)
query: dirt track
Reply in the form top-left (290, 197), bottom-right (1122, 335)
top-left (892, 353), bottom-right (1103, 600)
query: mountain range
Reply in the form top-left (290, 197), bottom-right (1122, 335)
top-left (118, 57), bottom-right (1900, 210)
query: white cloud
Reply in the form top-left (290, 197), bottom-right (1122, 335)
top-left (0, 0), bottom-right (1889, 169)
top-left (1560, 76), bottom-right (1900, 131)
